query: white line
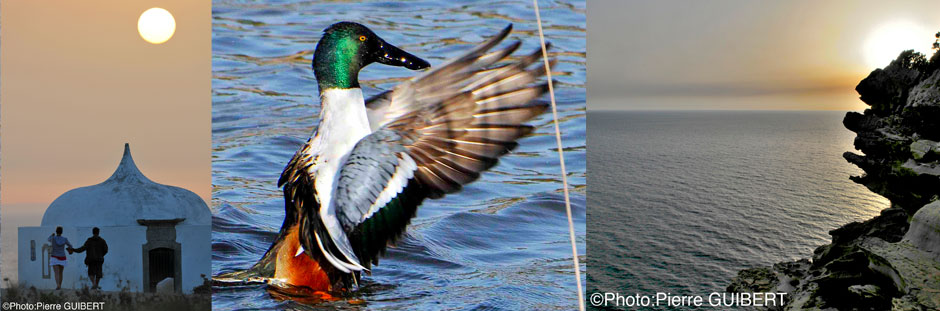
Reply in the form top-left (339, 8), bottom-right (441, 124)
top-left (531, 1), bottom-right (585, 310)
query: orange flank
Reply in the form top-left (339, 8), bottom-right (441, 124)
top-left (275, 225), bottom-right (332, 291)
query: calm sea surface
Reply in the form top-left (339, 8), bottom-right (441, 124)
top-left (211, 1), bottom-right (585, 310)
top-left (587, 111), bottom-right (889, 310)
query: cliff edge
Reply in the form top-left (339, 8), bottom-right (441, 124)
top-left (729, 37), bottom-right (940, 311)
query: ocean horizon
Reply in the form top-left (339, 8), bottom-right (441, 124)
top-left (587, 110), bottom-right (889, 310)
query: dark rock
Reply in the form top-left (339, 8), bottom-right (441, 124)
top-left (856, 50), bottom-right (927, 116)
top-left (727, 267), bottom-right (777, 293)
top-left (813, 208), bottom-right (908, 268)
top-left (772, 259), bottom-right (810, 280)
top-left (848, 284), bottom-right (882, 300)
top-left (842, 110), bottom-right (883, 133)
top-left (901, 105), bottom-right (940, 141)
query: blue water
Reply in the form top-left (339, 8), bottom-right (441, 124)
top-left (586, 111), bottom-right (889, 310)
top-left (211, 1), bottom-right (585, 310)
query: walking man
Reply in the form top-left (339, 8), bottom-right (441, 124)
top-left (70, 227), bottom-right (109, 289)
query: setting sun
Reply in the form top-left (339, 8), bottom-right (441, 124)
top-left (137, 7), bottom-right (176, 44)
top-left (864, 21), bottom-right (933, 69)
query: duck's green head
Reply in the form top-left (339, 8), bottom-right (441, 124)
top-left (313, 22), bottom-right (430, 90)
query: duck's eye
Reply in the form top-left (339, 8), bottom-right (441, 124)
top-left (359, 35), bottom-right (367, 42)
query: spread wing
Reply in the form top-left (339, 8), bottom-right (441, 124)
top-left (314, 24), bottom-right (555, 270)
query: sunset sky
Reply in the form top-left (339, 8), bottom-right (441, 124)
top-left (589, 0), bottom-right (940, 110)
top-left (1, 1), bottom-right (210, 222)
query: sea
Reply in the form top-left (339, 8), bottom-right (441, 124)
top-left (211, 0), bottom-right (585, 310)
top-left (586, 110), bottom-right (889, 310)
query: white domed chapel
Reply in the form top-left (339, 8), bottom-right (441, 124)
top-left (17, 143), bottom-right (211, 293)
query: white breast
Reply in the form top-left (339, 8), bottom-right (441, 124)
top-left (304, 88), bottom-right (373, 272)
top-left (309, 88), bottom-right (372, 210)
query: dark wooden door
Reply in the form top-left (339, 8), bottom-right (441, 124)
top-left (148, 247), bottom-right (175, 291)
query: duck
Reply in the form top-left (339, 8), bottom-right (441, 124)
top-left (225, 21), bottom-right (555, 293)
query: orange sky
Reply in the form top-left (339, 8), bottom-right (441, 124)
top-left (1, 1), bottom-right (210, 211)
top-left (588, 0), bottom-right (940, 110)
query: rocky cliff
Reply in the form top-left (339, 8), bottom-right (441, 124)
top-left (729, 43), bottom-right (940, 310)
top-left (844, 49), bottom-right (940, 212)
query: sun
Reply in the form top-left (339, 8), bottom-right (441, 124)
top-left (863, 21), bottom-right (932, 69)
top-left (138, 8), bottom-right (176, 44)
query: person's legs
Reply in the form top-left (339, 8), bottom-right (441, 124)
top-left (87, 267), bottom-right (94, 289)
top-left (88, 262), bottom-right (103, 289)
top-left (53, 265), bottom-right (63, 289)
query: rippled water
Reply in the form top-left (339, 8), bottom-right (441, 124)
top-left (587, 111), bottom-right (889, 310)
top-left (211, 1), bottom-right (585, 310)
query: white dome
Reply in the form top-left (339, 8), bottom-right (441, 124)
top-left (41, 143), bottom-right (210, 227)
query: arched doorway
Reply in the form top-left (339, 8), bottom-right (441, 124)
top-left (148, 247), bottom-right (175, 291)
top-left (139, 218), bottom-right (184, 293)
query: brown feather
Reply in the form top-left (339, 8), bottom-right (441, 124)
top-left (366, 24), bottom-right (552, 197)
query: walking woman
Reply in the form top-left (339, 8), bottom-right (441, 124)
top-left (48, 226), bottom-right (73, 290)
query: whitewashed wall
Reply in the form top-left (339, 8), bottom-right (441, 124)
top-left (18, 225), bottom-right (209, 293)
top-left (178, 225), bottom-right (211, 293)
top-left (19, 226), bottom-right (146, 291)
